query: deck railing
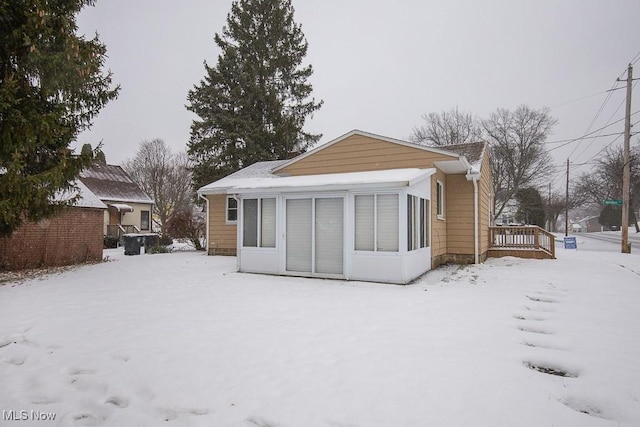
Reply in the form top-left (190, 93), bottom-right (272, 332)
top-left (489, 226), bottom-right (555, 258)
top-left (106, 224), bottom-right (140, 239)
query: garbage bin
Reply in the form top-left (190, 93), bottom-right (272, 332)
top-left (123, 234), bottom-right (142, 255)
top-left (143, 233), bottom-right (159, 248)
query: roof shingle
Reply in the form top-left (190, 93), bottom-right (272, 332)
top-left (79, 164), bottom-right (154, 204)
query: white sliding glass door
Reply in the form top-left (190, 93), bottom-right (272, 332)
top-left (286, 198), bottom-right (312, 272)
top-left (285, 197), bottom-right (344, 276)
top-left (315, 198), bottom-right (343, 274)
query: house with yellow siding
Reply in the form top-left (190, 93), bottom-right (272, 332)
top-left (198, 130), bottom-right (493, 284)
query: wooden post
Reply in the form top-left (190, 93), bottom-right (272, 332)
top-left (565, 158), bottom-right (570, 237)
top-left (621, 64), bottom-right (632, 253)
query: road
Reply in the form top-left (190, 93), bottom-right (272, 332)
top-left (574, 230), bottom-right (640, 247)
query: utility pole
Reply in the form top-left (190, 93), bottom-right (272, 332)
top-left (565, 158), bottom-right (569, 237)
top-left (621, 64), bottom-right (632, 253)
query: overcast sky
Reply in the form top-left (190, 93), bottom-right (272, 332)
top-left (76, 0), bottom-right (640, 189)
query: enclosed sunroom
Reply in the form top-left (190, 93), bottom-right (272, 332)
top-left (200, 168), bottom-right (435, 284)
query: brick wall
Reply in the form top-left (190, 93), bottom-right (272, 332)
top-left (0, 207), bottom-right (104, 270)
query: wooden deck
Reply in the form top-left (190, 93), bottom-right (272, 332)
top-left (488, 226), bottom-right (555, 259)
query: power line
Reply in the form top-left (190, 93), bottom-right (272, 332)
top-left (547, 89), bottom-right (612, 109)
top-left (566, 79), bottom-right (624, 159)
top-left (545, 111), bottom-right (637, 145)
top-left (574, 79), bottom-right (640, 162)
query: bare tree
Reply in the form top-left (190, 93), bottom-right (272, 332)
top-left (165, 206), bottom-right (206, 251)
top-left (573, 144), bottom-right (640, 231)
top-left (482, 105), bottom-right (557, 220)
top-left (410, 107), bottom-right (483, 146)
top-left (122, 139), bottom-right (193, 234)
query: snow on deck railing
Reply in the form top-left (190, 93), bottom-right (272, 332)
top-left (106, 224), bottom-right (139, 238)
top-left (489, 226), bottom-right (555, 258)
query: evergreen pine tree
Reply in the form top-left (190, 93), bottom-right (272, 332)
top-left (0, 0), bottom-right (119, 237)
top-left (186, 0), bottom-right (322, 189)
top-left (515, 187), bottom-right (546, 227)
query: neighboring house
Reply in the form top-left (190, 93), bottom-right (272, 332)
top-left (578, 216), bottom-right (602, 232)
top-left (198, 130), bottom-right (492, 284)
top-left (79, 164), bottom-right (154, 239)
top-left (0, 181), bottom-right (106, 270)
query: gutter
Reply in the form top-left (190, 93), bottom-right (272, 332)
top-left (233, 194), bottom-right (241, 272)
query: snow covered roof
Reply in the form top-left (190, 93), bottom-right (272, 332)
top-left (198, 130), bottom-right (488, 195)
top-left (444, 141), bottom-right (488, 172)
top-left (200, 167), bottom-right (435, 195)
top-left (79, 164), bottom-right (154, 204)
top-left (54, 180), bottom-right (107, 209)
top-left (107, 203), bottom-right (134, 212)
top-left (198, 160), bottom-right (288, 194)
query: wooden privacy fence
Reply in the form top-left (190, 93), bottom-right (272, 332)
top-left (488, 226), bottom-right (555, 259)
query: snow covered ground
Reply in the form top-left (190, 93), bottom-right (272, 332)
top-left (1, 235), bottom-right (639, 426)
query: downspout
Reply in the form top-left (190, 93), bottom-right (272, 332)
top-left (233, 194), bottom-right (241, 272)
top-left (466, 171), bottom-right (480, 264)
top-left (198, 193), bottom-right (210, 255)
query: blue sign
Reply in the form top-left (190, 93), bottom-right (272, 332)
top-left (564, 236), bottom-right (577, 249)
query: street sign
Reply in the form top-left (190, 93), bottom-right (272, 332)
top-left (564, 236), bottom-right (577, 249)
top-left (604, 199), bottom-right (623, 205)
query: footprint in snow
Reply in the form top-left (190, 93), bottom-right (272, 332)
top-left (160, 406), bottom-right (209, 422)
top-left (105, 396), bottom-right (129, 408)
top-left (518, 325), bottom-right (553, 334)
top-left (72, 413), bottom-right (106, 426)
top-left (3, 354), bottom-right (27, 365)
top-left (524, 361), bottom-right (578, 378)
top-left (526, 295), bottom-right (560, 303)
top-left (524, 305), bottom-right (556, 313)
top-left (560, 396), bottom-right (608, 419)
top-left (247, 416), bottom-right (281, 427)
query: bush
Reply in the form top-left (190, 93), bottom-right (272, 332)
top-left (158, 234), bottom-right (173, 246)
top-left (147, 245), bottom-right (172, 254)
top-left (103, 236), bottom-right (119, 249)
top-left (165, 208), bottom-right (206, 251)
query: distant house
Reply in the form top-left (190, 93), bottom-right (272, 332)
top-left (197, 130), bottom-right (493, 284)
top-left (578, 216), bottom-right (602, 233)
top-left (0, 181), bottom-right (106, 270)
top-left (79, 164), bottom-right (154, 239)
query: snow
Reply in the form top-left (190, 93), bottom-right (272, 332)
top-left (197, 160), bottom-right (287, 194)
top-left (200, 168), bottom-right (435, 195)
top-left (53, 180), bottom-right (107, 209)
top-left (1, 235), bottom-right (640, 426)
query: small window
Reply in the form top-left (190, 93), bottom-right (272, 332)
top-left (354, 193), bottom-right (399, 252)
top-left (140, 210), bottom-right (150, 231)
top-left (242, 198), bottom-right (276, 248)
top-left (226, 196), bottom-right (238, 223)
top-left (436, 180), bottom-right (444, 219)
top-left (407, 195), bottom-right (429, 251)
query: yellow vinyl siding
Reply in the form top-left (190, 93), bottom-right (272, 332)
top-left (278, 134), bottom-right (456, 176)
top-left (431, 171), bottom-right (447, 263)
top-left (102, 202), bottom-right (153, 235)
top-left (478, 152), bottom-right (493, 255)
top-left (207, 194), bottom-right (237, 255)
top-left (445, 174), bottom-right (475, 255)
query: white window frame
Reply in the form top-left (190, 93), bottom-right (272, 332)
top-left (140, 210), bottom-right (150, 231)
top-left (241, 197), bottom-right (276, 249)
top-left (407, 195), bottom-right (430, 252)
top-left (436, 180), bottom-right (445, 220)
top-left (226, 196), bottom-right (238, 224)
top-left (282, 192), bottom-right (346, 278)
top-left (353, 192), bottom-right (400, 253)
